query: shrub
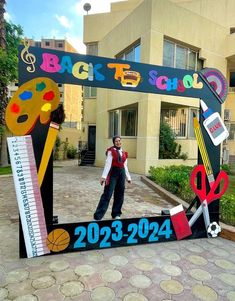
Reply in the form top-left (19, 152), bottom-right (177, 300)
top-left (149, 165), bottom-right (194, 201)
top-left (159, 121), bottom-right (188, 160)
top-left (221, 194), bottom-right (235, 226)
top-left (53, 136), bottom-right (61, 160)
top-left (220, 164), bottom-right (231, 175)
top-left (66, 145), bottom-right (77, 159)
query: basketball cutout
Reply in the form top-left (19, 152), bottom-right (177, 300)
top-left (46, 228), bottom-right (70, 252)
top-left (200, 68), bottom-right (228, 103)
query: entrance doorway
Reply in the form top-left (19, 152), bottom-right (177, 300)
top-left (88, 125), bottom-right (96, 151)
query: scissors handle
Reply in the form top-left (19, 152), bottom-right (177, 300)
top-left (190, 165), bottom-right (229, 205)
top-left (207, 170), bottom-right (229, 204)
top-left (190, 165), bottom-right (207, 202)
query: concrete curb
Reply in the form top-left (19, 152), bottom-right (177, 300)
top-left (0, 174), bottom-right (12, 178)
top-left (141, 176), bottom-right (191, 209)
top-left (141, 175), bottom-right (235, 242)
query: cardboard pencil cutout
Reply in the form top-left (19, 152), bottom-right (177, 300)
top-left (193, 114), bottom-right (215, 187)
top-left (38, 104), bottom-right (65, 187)
top-left (5, 43), bottom-right (230, 257)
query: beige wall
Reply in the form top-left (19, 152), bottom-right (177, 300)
top-left (58, 128), bottom-right (80, 148)
top-left (83, 0), bottom-right (233, 174)
top-left (224, 92), bottom-right (235, 156)
top-left (226, 35), bottom-right (235, 59)
top-left (170, 0), bottom-right (235, 29)
top-left (150, 0), bottom-right (228, 73)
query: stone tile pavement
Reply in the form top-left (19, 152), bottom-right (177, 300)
top-left (0, 160), bottom-right (235, 301)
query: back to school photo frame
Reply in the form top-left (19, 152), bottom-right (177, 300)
top-left (5, 42), bottom-right (229, 258)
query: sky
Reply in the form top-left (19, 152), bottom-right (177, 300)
top-left (5, 0), bottom-right (125, 54)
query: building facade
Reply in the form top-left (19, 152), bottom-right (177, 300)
top-left (82, 0), bottom-right (235, 174)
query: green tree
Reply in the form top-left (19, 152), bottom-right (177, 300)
top-left (159, 121), bottom-right (187, 160)
top-left (0, 19), bottom-right (23, 166)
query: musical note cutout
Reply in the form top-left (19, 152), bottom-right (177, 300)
top-left (5, 77), bottom-right (60, 136)
top-left (20, 39), bottom-right (36, 73)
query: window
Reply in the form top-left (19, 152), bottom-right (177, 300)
top-left (161, 108), bottom-right (185, 138)
top-left (84, 43), bottom-right (98, 98)
top-left (229, 71), bottom-right (235, 87)
top-left (63, 122), bottom-right (78, 128)
top-left (45, 41), bottom-right (50, 46)
top-left (230, 27), bottom-right (235, 34)
top-left (228, 123), bottom-right (235, 140)
top-left (35, 41), bottom-right (41, 48)
top-left (161, 106), bottom-right (199, 138)
top-left (109, 110), bottom-right (119, 137)
top-left (57, 42), bottom-right (63, 48)
top-left (116, 41), bottom-right (141, 63)
top-left (86, 42), bottom-right (98, 56)
top-left (121, 109), bottom-right (137, 136)
top-left (163, 40), bottom-right (203, 71)
top-left (83, 86), bottom-right (97, 98)
top-left (109, 108), bottom-right (138, 137)
top-left (60, 92), bottom-right (64, 103)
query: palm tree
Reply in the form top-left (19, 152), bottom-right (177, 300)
top-left (0, 0), bottom-right (5, 50)
top-left (0, 2), bottom-right (23, 166)
top-left (0, 0), bottom-right (7, 166)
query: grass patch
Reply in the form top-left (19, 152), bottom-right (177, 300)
top-left (0, 166), bottom-right (12, 175)
top-left (0, 165), bottom-right (62, 175)
top-left (221, 174), bottom-right (235, 226)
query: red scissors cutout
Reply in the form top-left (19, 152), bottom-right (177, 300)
top-left (189, 164), bottom-right (229, 230)
top-left (190, 165), bottom-right (228, 205)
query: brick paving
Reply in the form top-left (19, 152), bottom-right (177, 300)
top-left (0, 160), bottom-right (235, 301)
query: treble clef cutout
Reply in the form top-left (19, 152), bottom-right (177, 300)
top-left (20, 38), bottom-right (36, 73)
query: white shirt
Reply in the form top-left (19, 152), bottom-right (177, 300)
top-left (101, 148), bottom-right (131, 181)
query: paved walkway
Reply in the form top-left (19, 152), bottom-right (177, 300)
top-left (0, 160), bottom-right (235, 301)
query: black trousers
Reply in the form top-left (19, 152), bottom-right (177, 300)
top-left (94, 167), bottom-right (126, 220)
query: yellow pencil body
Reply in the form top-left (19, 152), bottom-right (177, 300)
top-left (38, 122), bottom-right (59, 187)
top-left (193, 116), bottom-right (215, 186)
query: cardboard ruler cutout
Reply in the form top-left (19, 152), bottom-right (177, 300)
top-left (7, 136), bottom-right (49, 258)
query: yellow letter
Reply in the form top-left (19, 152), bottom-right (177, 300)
top-left (72, 62), bottom-right (88, 79)
top-left (193, 73), bottom-right (203, 89)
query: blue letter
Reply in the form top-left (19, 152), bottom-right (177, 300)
top-left (58, 55), bottom-right (73, 74)
top-left (148, 70), bottom-right (158, 85)
top-left (166, 78), bottom-right (178, 91)
top-left (94, 64), bottom-right (105, 81)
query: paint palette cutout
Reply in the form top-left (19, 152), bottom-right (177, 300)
top-left (5, 77), bottom-right (60, 136)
